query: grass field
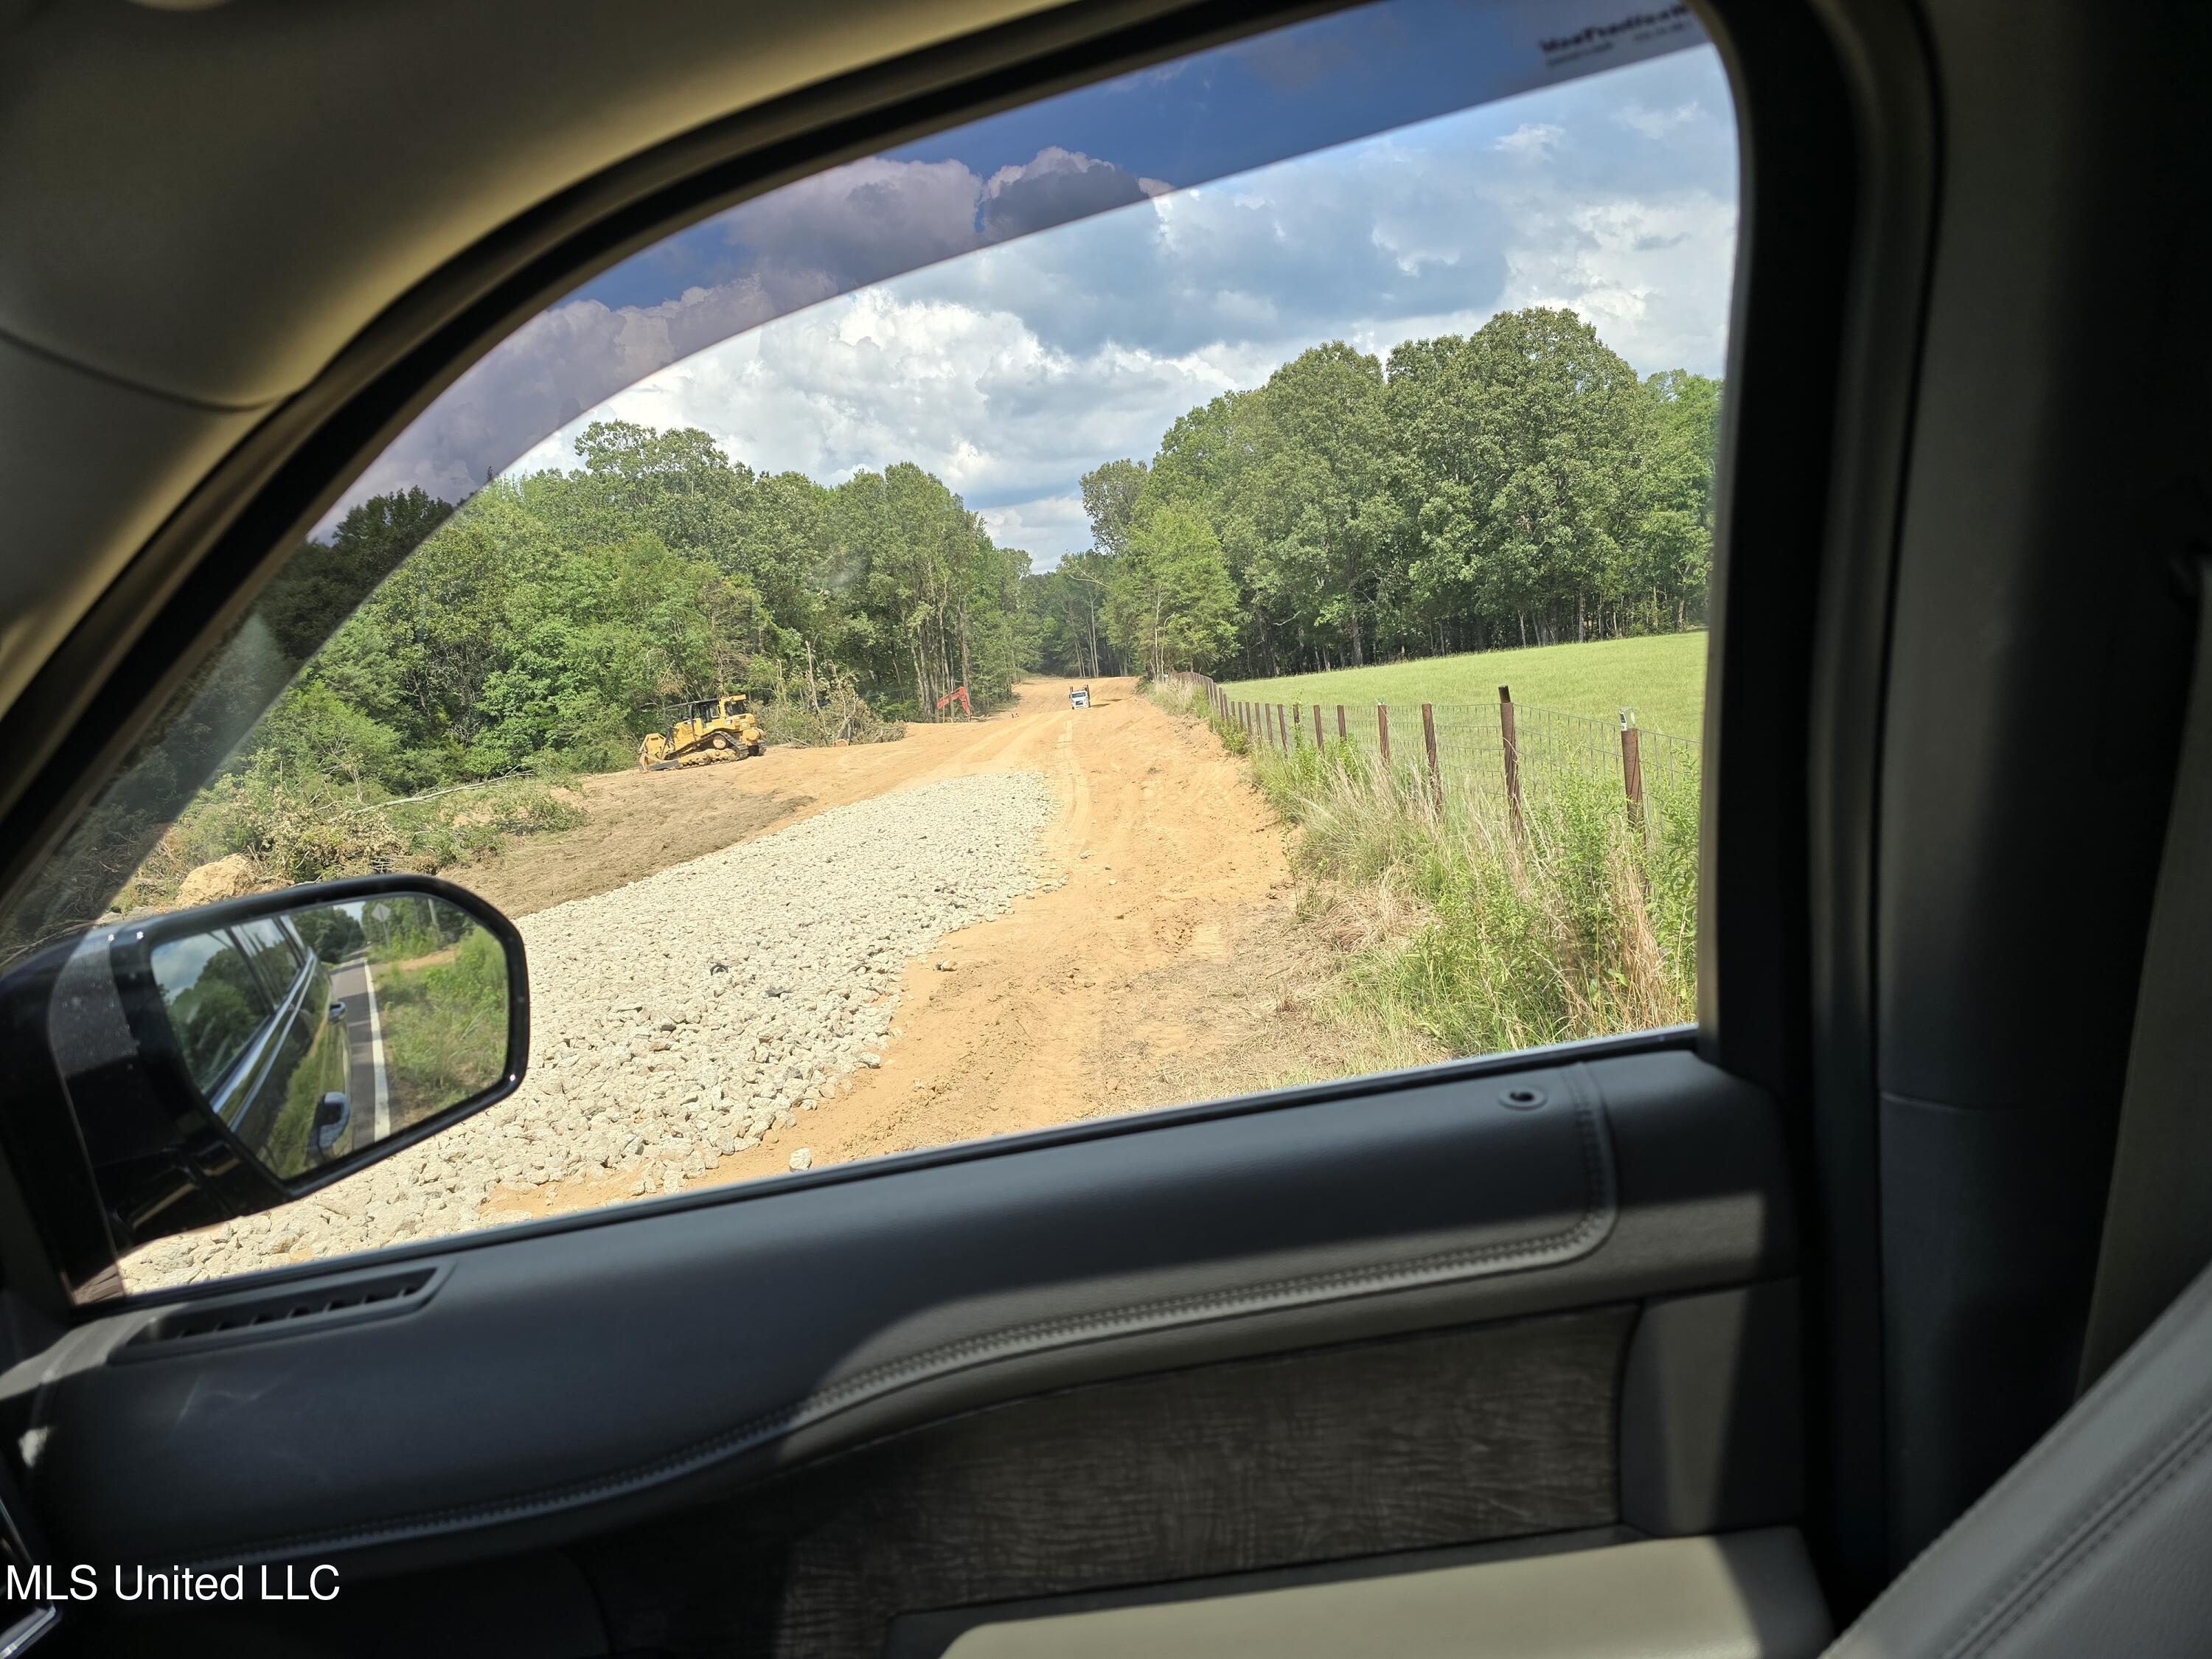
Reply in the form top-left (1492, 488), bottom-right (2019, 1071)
top-left (1220, 632), bottom-right (1708, 740)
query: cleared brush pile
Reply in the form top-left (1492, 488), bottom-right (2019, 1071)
top-left (756, 670), bottom-right (905, 748)
top-left (117, 761), bottom-right (586, 914)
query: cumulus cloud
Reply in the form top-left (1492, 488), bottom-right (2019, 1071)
top-left (519, 285), bottom-right (1245, 558)
top-left (1616, 99), bottom-right (1703, 139)
top-left (324, 147), bottom-right (1150, 531)
top-left (1495, 122), bottom-right (1566, 156)
top-left (979, 147), bottom-right (1151, 240)
top-left (331, 46), bottom-right (1740, 564)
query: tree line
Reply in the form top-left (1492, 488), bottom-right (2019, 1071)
top-left (1022, 307), bottom-right (1720, 680)
top-left (263, 422), bottom-right (1032, 798)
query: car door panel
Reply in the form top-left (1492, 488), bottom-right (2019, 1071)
top-left (12, 1041), bottom-right (1795, 1631)
top-left (901, 1529), bottom-right (1831, 1659)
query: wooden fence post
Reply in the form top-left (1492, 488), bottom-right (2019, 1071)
top-left (1420, 703), bottom-right (1442, 810)
top-left (1279, 703), bottom-right (1291, 748)
top-left (1377, 704), bottom-right (1391, 764)
top-left (1312, 703), bottom-right (1324, 748)
top-left (1499, 685), bottom-right (1523, 835)
top-left (1336, 705), bottom-right (1348, 740)
top-left (1619, 712), bottom-right (1645, 820)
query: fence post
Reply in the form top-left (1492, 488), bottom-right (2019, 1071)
top-left (1336, 705), bottom-right (1347, 740)
top-left (1420, 703), bottom-right (1442, 810)
top-left (1312, 703), bottom-right (1324, 748)
top-left (1619, 710), bottom-right (1645, 821)
top-left (1499, 685), bottom-right (1523, 835)
top-left (1279, 703), bottom-right (1291, 748)
top-left (1377, 704), bottom-right (1391, 764)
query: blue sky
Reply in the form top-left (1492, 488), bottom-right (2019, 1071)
top-left (335, 0), bottom-right (1738, 564)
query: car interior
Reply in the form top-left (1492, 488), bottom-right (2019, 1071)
top-left (4, 0), bottom-right (2212, 1655)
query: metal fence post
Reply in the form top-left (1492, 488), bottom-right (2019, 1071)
top-left (1620, 711), bottom-right (1645, 820)
top-left (1499, 686), bottom-right (1523, 835)
top-left (1420, 703), bottom-right (1442, 810)
top-left (1377, 704), bottom-right (1391, 764)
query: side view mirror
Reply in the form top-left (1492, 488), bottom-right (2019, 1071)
top-left (34, 876), bottom-right (529, 1253)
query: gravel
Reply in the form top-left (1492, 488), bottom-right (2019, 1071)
top-left (123, 772), bottom-right (1056, 1290)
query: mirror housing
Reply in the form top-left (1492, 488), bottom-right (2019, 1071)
top-left (35, 876), bottom-right (529, 1253)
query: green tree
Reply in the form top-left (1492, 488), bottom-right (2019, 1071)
top-left (1107, 503), bottom-right (1238, 675)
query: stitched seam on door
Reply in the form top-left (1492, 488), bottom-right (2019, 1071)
top-left (200, 1087), bottom-right (1616, 1566)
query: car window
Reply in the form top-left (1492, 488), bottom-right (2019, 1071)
top-left (148, 931), bottom-right (268, 1098)
top-left (3, 0), bottom-right (1736, 1291)
top-left (232, 918), bottom-right (303, 1001)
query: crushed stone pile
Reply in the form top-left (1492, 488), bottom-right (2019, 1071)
top-left (124, 771), bottom-right (1056, 1290)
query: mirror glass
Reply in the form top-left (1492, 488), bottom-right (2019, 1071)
top-left (142, 894), bottom-right (508, 1180)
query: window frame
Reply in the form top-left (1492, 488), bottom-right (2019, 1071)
top-left (0, 0), bottom-right (1920, 1468)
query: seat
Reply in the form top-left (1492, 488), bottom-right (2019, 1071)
top-left (1824, 1255), bottom-right (2212, 1658)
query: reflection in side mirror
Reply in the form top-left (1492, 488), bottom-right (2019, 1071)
top-left (27, 877), bottom-right (531, 1253)
top-left (133, 889), bottom-right (515, 1183)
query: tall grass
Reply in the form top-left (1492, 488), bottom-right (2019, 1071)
top-left (1146, 678), bottom-right (1251, 755)
top-left (374, 926), bottom-right (509, 1128)
top-left (1248, 734), bottom-right (1696, 1057)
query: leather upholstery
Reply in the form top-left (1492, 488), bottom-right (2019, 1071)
top-left (1826, 1256), bottom-right (2212, 1657)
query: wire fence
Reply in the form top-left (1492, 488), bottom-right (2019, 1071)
top-left (1157, 671), bottom-right (1701, 830)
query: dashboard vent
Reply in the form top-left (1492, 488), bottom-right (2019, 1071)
top-left (115, 1265), bottom-right (443, 1360)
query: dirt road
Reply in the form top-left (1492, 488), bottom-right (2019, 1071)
top-left (121, 677), bottom-right (1395, 1288)
top-left (478, 677), bottom-right (1375, 1223)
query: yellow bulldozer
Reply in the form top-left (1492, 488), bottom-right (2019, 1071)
top-left (638, 693), bottom-right (765, 770)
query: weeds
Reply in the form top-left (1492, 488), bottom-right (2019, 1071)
top-left (116, 760), bottom-right (587, 914)
top-left (1242, 729), bottom-right (1697, 1059)
top-left (374, 926), bottom-right (509, 1124)
top-left (1144, 678), bottom-right (1251, 755)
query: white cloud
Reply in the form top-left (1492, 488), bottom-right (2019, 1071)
top-left (528, 283), bottom-right (1245, 549)
top-left (1495, 122), bottom-right (1566, 156)
top-left (977, 495), bottom-right (1090, 564)
top-left (345, 47), bottom-right (1741, 560)
top-left (1616, 100), bottom-right (1703, 139)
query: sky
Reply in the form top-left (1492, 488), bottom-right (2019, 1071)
top-left (331, 0), bottom-right (1739, 567)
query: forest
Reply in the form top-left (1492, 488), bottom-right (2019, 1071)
top-left (234, 302), bottom-right (1712, 805)
top-left (1029, 306), bottom-right (1719, 681)
top-left (256, 424), bottom-right (1031, 798)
